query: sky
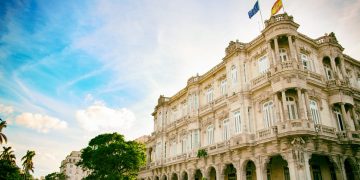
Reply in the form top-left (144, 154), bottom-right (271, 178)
top-left (0, 0), bottom-right (360, 178)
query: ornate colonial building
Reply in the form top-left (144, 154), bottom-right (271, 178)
top-left (60, 151), bottom-right (90, 180)
top-left (138, 14), bottom-right (360, 180)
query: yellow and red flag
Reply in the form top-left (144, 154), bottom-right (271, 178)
top-left (271, 0), bottom-right (283, 16)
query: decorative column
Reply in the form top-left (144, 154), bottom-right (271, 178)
top-left (351, 107), bottom-right (360, 130)
top-left (330, 57), bottom-right (338, 78)
top-left (235, 162), bottom-right (242, 180)
top-left (340, 57), bottom-right (347, 80)
top-left (284, 153), bottom-right (298, 180)
top-left (274, 92), bottom-right (282, 123)
top-left (282, 90), bottom-right (288, 121)
top-left (216, 165), bottom-right (224, 180)
top-left (267, 41), bottom-right (275, 66)
top-left (303, 90), bottom-right (312, 121)
top-left (303, 152), bottom-right (312, 180)
top-left (274, 37), bottom-right (281, 64)
top-left (296, 88), bottom-right (305, 119)
top-left (188, 169), bottom-right (195, 180)
top-left (293, 36), bottom-right (301, 63)
top-left (255, 157), bottom-right (265, 180)
top-left (288, 35), bottom-right (295, 61)
top-left (340, 103), bottom-right (350, 131)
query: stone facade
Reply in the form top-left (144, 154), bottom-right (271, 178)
top-left (138, 14), bottom-right (360, 180)
top-left (60, 151), bottom-right (90, 180)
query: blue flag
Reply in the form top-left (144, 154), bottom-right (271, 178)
top-left (248, 1), bottom-right (260, 19)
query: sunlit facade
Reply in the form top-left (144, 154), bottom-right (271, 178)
top-left (138, 14), bottom-right (360, 180)
top-left (60, 151), bottom-right (90, 180)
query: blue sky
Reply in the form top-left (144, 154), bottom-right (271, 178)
top-left (1, 0), bottom-right (360, 177)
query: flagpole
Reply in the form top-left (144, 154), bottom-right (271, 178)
top-left (282, 0), bottom-right (286, 13)
top-left (257, 0), bottom-right (265, 29)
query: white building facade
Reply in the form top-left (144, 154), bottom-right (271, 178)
top-left (138, 14), bottom-right (360, 180)
top-left (60, 151), bottom-right (90, 180)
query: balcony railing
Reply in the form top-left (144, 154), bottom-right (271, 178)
top-left (251, 72), bottom-right (269, 87)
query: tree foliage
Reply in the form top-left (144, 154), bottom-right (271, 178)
top-left (0, 146), bottom-right (22, 180)
top-left (78, 133), bottom-right (146, 180)
top-left (45, 172), bottom-right (67, 180)
top-left (0, 118), bottom-right (7, 144)
top-left (22, 150), bottom-right (36, 179)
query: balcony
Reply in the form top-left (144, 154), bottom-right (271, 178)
top-left (251, 72), bottom-right (270, 89)
top-left (276, 119), bottom-right (315, 136)
top-left (306, 71), bottom-right (324, 83)
top-left (326, 79), bottom-right (349, 88)
top-left (256, 127), bottom-right (278, 141)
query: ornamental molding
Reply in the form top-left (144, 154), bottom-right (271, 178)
top-left (291, 137), bottom-right (306, 168)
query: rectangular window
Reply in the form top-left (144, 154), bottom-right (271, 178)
top-left (194, 94), bottom-right (199, 110)
top-left (234, 111), bottom-right (242, 134)
top-left (181, 137), bottom-right (186, 154)
top-left (220, 80), bottom-right (227, 96)
top-left (258, 56), bottom-right (269, 74)
top-left (193, 130), bottom-right (199, 148)
top-left (206, 88), bottom-right (214, 103)
top-left (231, 66), bottom-right (238, 84)
top-left (263, 102), bottom-right (275, 128)
top-left (207, 125), bottom-right (214, 145)
top-left (223, 119), bottom-right (230, 140)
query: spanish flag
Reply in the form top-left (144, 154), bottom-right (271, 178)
top-left (271, 0), bottom-right (283, 16)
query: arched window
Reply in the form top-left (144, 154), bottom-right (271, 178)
top-left (222, 119), bottom-right (230, 140)
top-left (231, 65), bottom-right (238, 84)
top-left (286, 96), bottom-right (298, 120)
top-left (279, 48), bottom-right (288, 62)
top-left (207, 125), bottom-right (214, 145)
top-left (324, 64), bottom-right (333, 80)
top-left (334, 108), bottom-right (345, 131)
top-left (234, 111), bottom-right (242, 134)
top-left (310, 100), bottom-right (321, 124)
top-left (263, 101), bottom-right (275, 128)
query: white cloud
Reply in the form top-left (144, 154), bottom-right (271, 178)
top-left (76, 103), bottom-right (135, 132)
top-left (15, 113), bottom-right (68, 133)
top-left (0, 103), bottom-right (14, 115)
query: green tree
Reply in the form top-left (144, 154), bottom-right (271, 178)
top-left (0, 145), bottom-right (22, 180)
top-left (0, 159), bottom-right (22, 180)
top-left (0, 118), bottom-right (7, 144)
top-left (45, 172), bottom-right (67, 180)
top-left (22, 150), bottom-right (36, 180)
top-left (78, 133), bottom-right (146, 180)
top-left (0, 146), bottom-right (16, 164)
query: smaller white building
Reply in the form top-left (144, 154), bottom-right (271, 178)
top-left (60, 151), bottom-right (90, 180)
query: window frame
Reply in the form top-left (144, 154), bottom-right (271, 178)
top-left (310, 100), bottom-right (321, 124)
top-left (263, 101), bottom-right (275, 128)
top-left (234, 111), bottom-right (242, 134)
top-left (279, 48), bottom-right (288, 62)
top-left (207, 125), bottom-right (215, 145)
top-left (286, 96), bottom-right (298, 120)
